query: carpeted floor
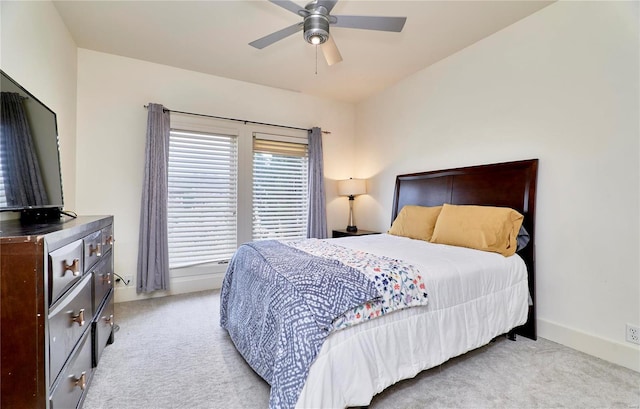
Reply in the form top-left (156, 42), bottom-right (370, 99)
top-left (83, 290), bottom-right (640, 409)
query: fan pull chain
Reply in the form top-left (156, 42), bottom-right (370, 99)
top-left (315, 45), bottom-right (318, 75)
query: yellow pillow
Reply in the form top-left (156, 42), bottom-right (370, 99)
top-left (430, 204), bottom-right (524, 257)
top-left (388, 205), bottom-right (442, 241)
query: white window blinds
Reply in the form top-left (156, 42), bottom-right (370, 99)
top-left (252, 134), bottom-right (308, 241)
top-left (167, 129), bottom-right (238, 268)
top-left (0, 144), bottom-right (8, 206)
top-left (0, 153), bottom-right (7, 207)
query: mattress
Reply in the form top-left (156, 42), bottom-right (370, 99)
top-left (296, 233), bottom-right (529, 408)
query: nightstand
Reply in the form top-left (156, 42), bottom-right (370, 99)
top-left (332, 229), bottom-right (380, 238)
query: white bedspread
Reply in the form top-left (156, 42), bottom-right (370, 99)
top-left (296, 234), bottom-right (529, 408)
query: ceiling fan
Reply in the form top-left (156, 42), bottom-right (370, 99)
top-left (249, 0), bottom-right (407, 66)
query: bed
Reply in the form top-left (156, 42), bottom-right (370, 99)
top-left (220, 159), bottom-right (538, 409)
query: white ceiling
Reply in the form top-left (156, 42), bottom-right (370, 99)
top-left (53, 0), bottom-right (553, 104)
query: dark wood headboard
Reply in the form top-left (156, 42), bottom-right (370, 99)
top-left (391, 159), bottom-right (538, 340)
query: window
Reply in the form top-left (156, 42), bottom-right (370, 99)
top-left (166, 115), bottom-right (308, 273)
top-left (252, 134), bottom-right (308, 241)
top-left (167, 129), bottom-right (238, 268)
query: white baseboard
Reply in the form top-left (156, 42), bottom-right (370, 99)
top-left (538, 318), bottom-right (640, 372)
top-left (114, 272), bottom-right (224, 303)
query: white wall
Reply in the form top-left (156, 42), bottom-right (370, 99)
top-left (0, 0), bottom-right (78, 215)
top-left (355, 1), bottom-right (639, 371)
top-left (75, 49), bottom-right (357, 302)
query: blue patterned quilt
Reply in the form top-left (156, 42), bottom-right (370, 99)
top-left (220, 240), bottom-right (381, 409)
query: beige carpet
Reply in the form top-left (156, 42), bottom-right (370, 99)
top-left (83, 290), bottom-right (640, 409)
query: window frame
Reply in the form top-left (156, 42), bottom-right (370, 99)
top-left (167, 128), bottom-right (239, 269)
top-left (167, 113), bottom-right (308, 279)
top-left (252, 132), bottom-right (309, 242)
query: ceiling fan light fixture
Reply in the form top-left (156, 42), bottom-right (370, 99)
top-left (303, 12), bottom-right (329, 45)
top-left (309, 34), bottom-right (323, 45)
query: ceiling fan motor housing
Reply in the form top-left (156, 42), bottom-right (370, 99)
top-left (303, 6), bottom-right (330, 45)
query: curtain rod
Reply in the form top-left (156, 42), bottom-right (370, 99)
top-left (143, 105), bottom-right (331, 134)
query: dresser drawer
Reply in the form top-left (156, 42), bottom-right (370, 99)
top-left (92, 252), bottom-right (113, 312)
top-left (93, 291), bottom-right (114, 367)
top-left (48, 274), bottom-right (93, 384)
top-left (49, 330), bottom-right (92, 409)
top-left (49, 240), bottom-right (84, 305)
top-left (83, 230), bottom-right (103, 273)
top-left (101, 224), bottom-right (114, 255)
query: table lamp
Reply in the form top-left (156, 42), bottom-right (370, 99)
top-left (337, 178), bottom-right (367, 232)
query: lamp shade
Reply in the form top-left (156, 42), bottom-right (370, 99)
top-left (338, 178), bottom-right (367, 197)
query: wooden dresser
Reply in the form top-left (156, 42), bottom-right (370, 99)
top-left (0, 216), bottom-right (115, 409)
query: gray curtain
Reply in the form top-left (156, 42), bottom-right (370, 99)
top-left (137, 103), bottom-right (170, 293)
top-left (307, 127), bottom-right (328, 238)
top-left (0, 92), bottom-right (48, 207)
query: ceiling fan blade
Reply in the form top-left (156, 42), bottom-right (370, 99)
top-left (316, 0), bottom-right (339, 13)
top-left (321, 35), bottom-right (342, 66)
top-left (269, 0), bottom-right (305, 15)
top-left (249, 23), bottom-right (303, 49)
top-left (332, 15), bottom-right (407, 32)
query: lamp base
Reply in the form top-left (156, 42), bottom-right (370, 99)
top-left (346, 225), bottom-right (358, 232)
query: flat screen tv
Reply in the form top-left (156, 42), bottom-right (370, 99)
top-left (0, 69), bottom-right (64, 222)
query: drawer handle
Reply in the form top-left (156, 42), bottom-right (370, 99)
top-left (105, 314), bottom-right (114, 327)
top-left (105, 235), bottom-right (115, 246)
top-left (63, 259), bottom-right (81, 276)
top-left (73, 372), bottom-right (87, 390)
top-left (100, 273), bottom-right (111, 285)
top-left (71, 309), bottom-right (85, 327)
top-left (89, 244), bottom-right (102, 257)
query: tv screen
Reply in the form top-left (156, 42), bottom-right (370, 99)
top-left (0, 70), bottom-right (64, 217)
